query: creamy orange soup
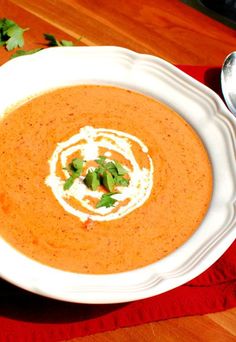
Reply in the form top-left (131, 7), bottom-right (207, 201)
top-left (0, 85), bottom-right (212, 274)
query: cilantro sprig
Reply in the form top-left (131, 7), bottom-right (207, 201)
top-left (63, 155), bottom-right (129, 208)
top-left (9, 33), bottom-right (74, 59)
top-left (94, 156), bottom-right (129, 190)
top-left (44, 33), bottom-right (74, 47)
top-left (84, 170), bottom-right (100, 191)
top-left (10, 48), bottom-right (42, 59)
top-left (63, 158), bottom-right (84, 190)
top-left (83, 156), bottom-right (129, 194)
top-left (0, 18), bottom-right (28, 51)
top-left (0, 18), bottom-right (84, 59)
top-left (96, 193), bottom-right (118, 208)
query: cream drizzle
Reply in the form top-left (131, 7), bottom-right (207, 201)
top-left (45, 126), bottom-right (154, 222)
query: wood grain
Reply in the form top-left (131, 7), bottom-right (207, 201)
top-left (0, 0), bottom-right (85, 65)
top-left (7, 0), bottom-right (236, 64)
top-left (0, 1), bottom-right (235, 341)
top-left (68, 308), bottom-right (236, 342)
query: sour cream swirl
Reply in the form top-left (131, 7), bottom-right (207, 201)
top-left (45, 126), bottom-right (154, 222)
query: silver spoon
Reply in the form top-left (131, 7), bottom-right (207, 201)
top-left (221, 51), bottom-right (236, 116)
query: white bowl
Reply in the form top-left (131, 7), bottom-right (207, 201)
top-left (0, 46), bottom-right (235, 304)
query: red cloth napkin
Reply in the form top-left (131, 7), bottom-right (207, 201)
top-left (0, 65), bottom-right (235, 342)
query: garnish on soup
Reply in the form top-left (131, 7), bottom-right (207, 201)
top-left (96, 193), bottom-right (118, 208)
top-left (0, 85), bottom-right (213, 274)
top-left (63, 158), bottom-right (84, 190)
top-left (63, 155), bottom-right (129, 208)
top-left (46, 126), bottom-right (154, 223)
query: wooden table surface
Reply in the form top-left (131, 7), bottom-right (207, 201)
top-left (0, 0), bottom-right (236, 341)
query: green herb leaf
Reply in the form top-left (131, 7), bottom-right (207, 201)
top-left (95, 166), bottom-right (105, 175)
top-left (95, 157), bottom-right (128, 176)
top-left (63, 158), bottom-right (84, 190)
top-left (6, 26), bottom-right (27, 50)
top-left (44, 33), bottom-right (60, 46)
top-left (94, 156), bottom-right (129, 190)
top-left (1, 18), bottom-right (16, 35)
top-left (95, 156), bottom-right (107, 168)
top-left (105, 162), bottom-right (117, 176)
top-left (71, 158), bottom-right (83, 172)
top-left (115, 175), bottom-right (129, 186)
top-left (63, 175), bottom-right (75, 190)
top-left (102, 171), bottom-right (115, 192)
top-left (84, 170), bottom-right (100, 191)
top-left (10, 48), bottom-right (42, 59)
top-left (0, 19), bottom-right (4, 30)
top-left (0, 18), bottom-right (28, 51)
top-left (60, 39), bottom-right (73, 46)
top-left (96, 193), bottom-right (118, 208)
top-left (44, 33), bottom-right (73, 47)
top-left (65, 158), bottom-right (83, 175)
top-left (114, 161), bottom-right (128, 175)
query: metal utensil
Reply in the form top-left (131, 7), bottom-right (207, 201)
top-left (221, 51), bottom-right (236, 116)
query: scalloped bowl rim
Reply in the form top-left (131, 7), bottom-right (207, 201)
top-left (0, 46), bottom-right (235, 303)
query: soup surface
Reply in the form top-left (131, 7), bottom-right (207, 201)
top-left (0, 85), bottom-right (212, 274)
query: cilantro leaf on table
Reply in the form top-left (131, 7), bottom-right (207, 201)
top-left (60, 39), bottom-right (74, 46)
top-left (96, 193), bottom-right (118, 208)
top-left (0, 18), bottom-right (28, 51)
top-left (6, 26), bottom-right (25, 50)
top-left (10, 48), bottom-right (42, 59)
top-left (44, 33), bottom-right (74, 47)
top-left (43, 33), bottom-right (60, 46)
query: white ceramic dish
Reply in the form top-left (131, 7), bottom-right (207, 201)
top-left (0, 46), bottom-right (235, 304)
